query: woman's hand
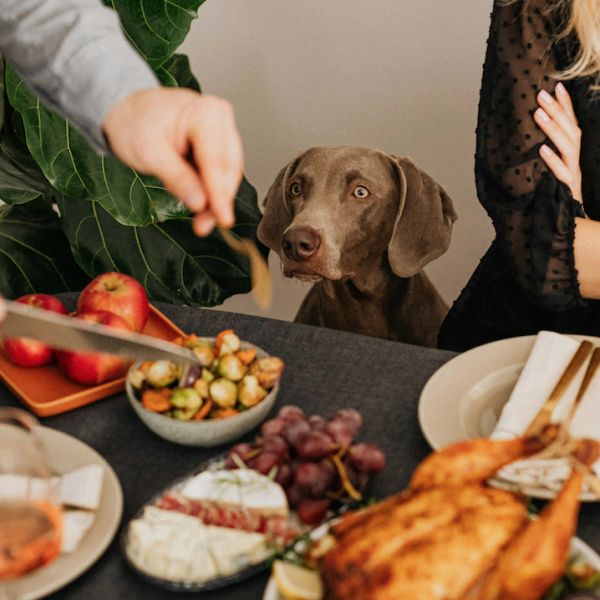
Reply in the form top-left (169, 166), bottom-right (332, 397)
top-left (104, 87), bottom-right (244, 237)
top-left (534, 83), bottom-right (583, 204)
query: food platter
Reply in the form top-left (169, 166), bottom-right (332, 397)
top-left (6, 426), bottom-right (123, 600)
top-left (121, 455), bottom-right (364, 592)
top-left (418, 333), bottom-right (600, 500)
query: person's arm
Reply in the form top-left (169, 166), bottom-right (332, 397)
top-left (475, 0), bottom-right (586, 310)
top-left (0, 0), bottom-right (159, 154)
top-left (0, 0), bottom-right (242, 235)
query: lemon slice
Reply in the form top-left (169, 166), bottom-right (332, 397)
top-left (272, 560), bottom-right (324, 600)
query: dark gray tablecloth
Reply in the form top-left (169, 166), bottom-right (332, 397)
top-left (1, 293), bottom-right (599, 600)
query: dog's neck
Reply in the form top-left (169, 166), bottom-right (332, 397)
top-left (342, 253), bottom-right (402, 298)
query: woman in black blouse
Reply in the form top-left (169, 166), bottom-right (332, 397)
top-left (438, 0), bottom-right (600, 351)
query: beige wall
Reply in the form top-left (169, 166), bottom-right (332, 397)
top-left (180, 0), bottom-right (496, 322)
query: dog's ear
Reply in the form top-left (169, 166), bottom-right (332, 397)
top-left (257, 153), bottom-right (303, 252)
top-left (387, 156), bottom-right (458, 278)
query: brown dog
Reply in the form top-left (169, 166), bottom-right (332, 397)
top-left (258, 146), bottom-right (457, 347)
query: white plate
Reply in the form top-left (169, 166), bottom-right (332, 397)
top-left (261, 537), bottom-right (600, 600)
top-left (418, 334), bottom-right (600, 500)
top-left (4, 426), bottom-right (123, 600)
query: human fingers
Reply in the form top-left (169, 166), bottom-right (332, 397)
top-left (193, 211), bottom-right (217, 237)
top-left (534, 107), bottom-right (580, 170)
top-left (539, 144), bottom-right (582, 201)
top-left (148, 146), bottom-right (209, 214)
top-left (537, 89), bottom-right (581, 147)
top-left (555, 82), bottom-right (577, 123)
top-left (188, 96), bottom-right (243, 229)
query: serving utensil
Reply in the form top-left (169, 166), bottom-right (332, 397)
top-left (218, 228), bottom-right (272, 309)
top-left (1, 302), bottom-right (200, 365)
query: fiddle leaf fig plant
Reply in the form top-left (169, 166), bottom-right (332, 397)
top-left (0, 0), bottom-right (265, 304)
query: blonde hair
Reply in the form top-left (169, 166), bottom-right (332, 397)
top-left (552, 0), bottom-right (600, 83)
top-left (504, 0), bottom-right (600, 84)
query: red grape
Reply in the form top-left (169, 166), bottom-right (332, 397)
top-left (349, 444), bottom-right (386, 474)
top-left (274, 462), bottom-right (293, 488)
top-left (331, 408), bottom-right (362, 436)
top-left (297, 499), bottom-right (329, 527)
top-left (226, 443), bottom-right (254, 468)
top-left (295, 462), bottom-right (334, 498)
top-left (261, 417), bottom-right (287, 437)
top-left (282, 419), bottom-right (311, 448)
top-left (307, 415), bottom-right (327, 431)
top-left (261, 435), bottom-right (289, 457)
top-left (285, 483), bottom-right (306, 508)
top-left (297, 432), bottom-right (334, 460)
top-left (278, 405), bottom-right (305, 422)
top-left (253, 452), bottom-right (282, 475)
top-left (325, 421), bottom-right (353, 447)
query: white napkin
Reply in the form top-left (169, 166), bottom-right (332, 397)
top-left (491, 331), bottom-right (600, 478)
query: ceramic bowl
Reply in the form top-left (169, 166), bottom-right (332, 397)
top-left (125, 339), bottom-right (279, 447)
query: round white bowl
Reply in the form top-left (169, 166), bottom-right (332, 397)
top-left (125, 340), bottom-right (279, 447)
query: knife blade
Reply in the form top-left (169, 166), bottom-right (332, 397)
top-left (1, 301), bottom-right (201, 365)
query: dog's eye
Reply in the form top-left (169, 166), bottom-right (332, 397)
top-left (290, 183), bottom-right (302, 196)
top-left (353, 186), bottom-right (370, 199)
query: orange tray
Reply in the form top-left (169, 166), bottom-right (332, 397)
top-left (0, 305), bottom-right (186, 417)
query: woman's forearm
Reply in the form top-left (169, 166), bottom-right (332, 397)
top-left (574, 217), bottom-right (600, 299)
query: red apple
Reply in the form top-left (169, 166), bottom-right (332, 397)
top-left (77, 272), bottom-right (149, 333)
top-left (3, 294), bottom-right (69, 367)
top-left (55, 310), bottom-right (134, 385)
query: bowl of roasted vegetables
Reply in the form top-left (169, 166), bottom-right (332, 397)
top-left (125, 330), bottom-right (284, 447)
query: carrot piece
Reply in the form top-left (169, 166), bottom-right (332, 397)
top-left (212, 408), bottom-right (239, 420)
top-left (192, 398), bottom-right (213, 420)
top-left (158, 387), bottom-right (172, 398)
top-left (215, 329), bottom-right (235, 352)
top-left (236, 348), bottom-right (256, 366)
top-left (142, 389), bottom-right (171, 412)
top-left (171, 336), bottom-right (185, 346)
top-left (186, 333), bottom-right (198, 341)
top-left (140, 361), bottom-right (154, 372)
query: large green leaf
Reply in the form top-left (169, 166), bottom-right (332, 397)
top-left (0, 199), bottom-right (91, 299)
top-left (104, 0), bottom-right (206, 69)
top-left (57, 177), bottom-right (267, 306)
top-left (5, 61), bottom-right (189, 226)
top-left (0, 126), bottom-right (54, 204)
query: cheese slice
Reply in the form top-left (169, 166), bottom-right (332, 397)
top-left (206, 525), bottom-right (269, 577)
top-left (180, 468), bottom-right (288, 518)
top-left (180, 470), bottom-right (242, 506)
top-left (235, 469), bottom-right (289, 518)
top-left (128, 507), bottom-right (219, 582)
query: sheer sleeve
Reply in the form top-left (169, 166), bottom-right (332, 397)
top-left (476, 0), bottom-right (586, 310)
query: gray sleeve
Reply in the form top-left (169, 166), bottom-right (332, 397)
top-left (0, 0), bottom-right (159, 154)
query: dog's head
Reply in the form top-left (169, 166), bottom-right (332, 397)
top-left (258, 146), bottom-right (457, 282)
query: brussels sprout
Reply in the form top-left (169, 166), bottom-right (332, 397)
top-left (218, 333), bottom-right (240, 356)
top-left (128, 369), bottom-right (146, 389)
top-left (186, 341), bottom-right (215, 367)
top-left (217, 354), bottom-right (247, 382)
top-left (192, 378), bottom-right (209, 399)
top-left (147, 361), bottom-right (179, 388)
top-left (201, 368), bottom-right (215, 383)
top-left (249, 357), bottom-right (284, 389)
top-left (209, 378), bottom-right (238, 408)
top-left (238, 375), bottom-right (268, 408)
top-left (170, 388), bottom-right (202, 420)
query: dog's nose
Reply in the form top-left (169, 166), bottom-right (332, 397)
top-left (282, 227), bottom-right (321, 262)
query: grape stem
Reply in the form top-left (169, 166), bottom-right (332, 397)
top-left (331, 450), bottom-right (362, 502)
